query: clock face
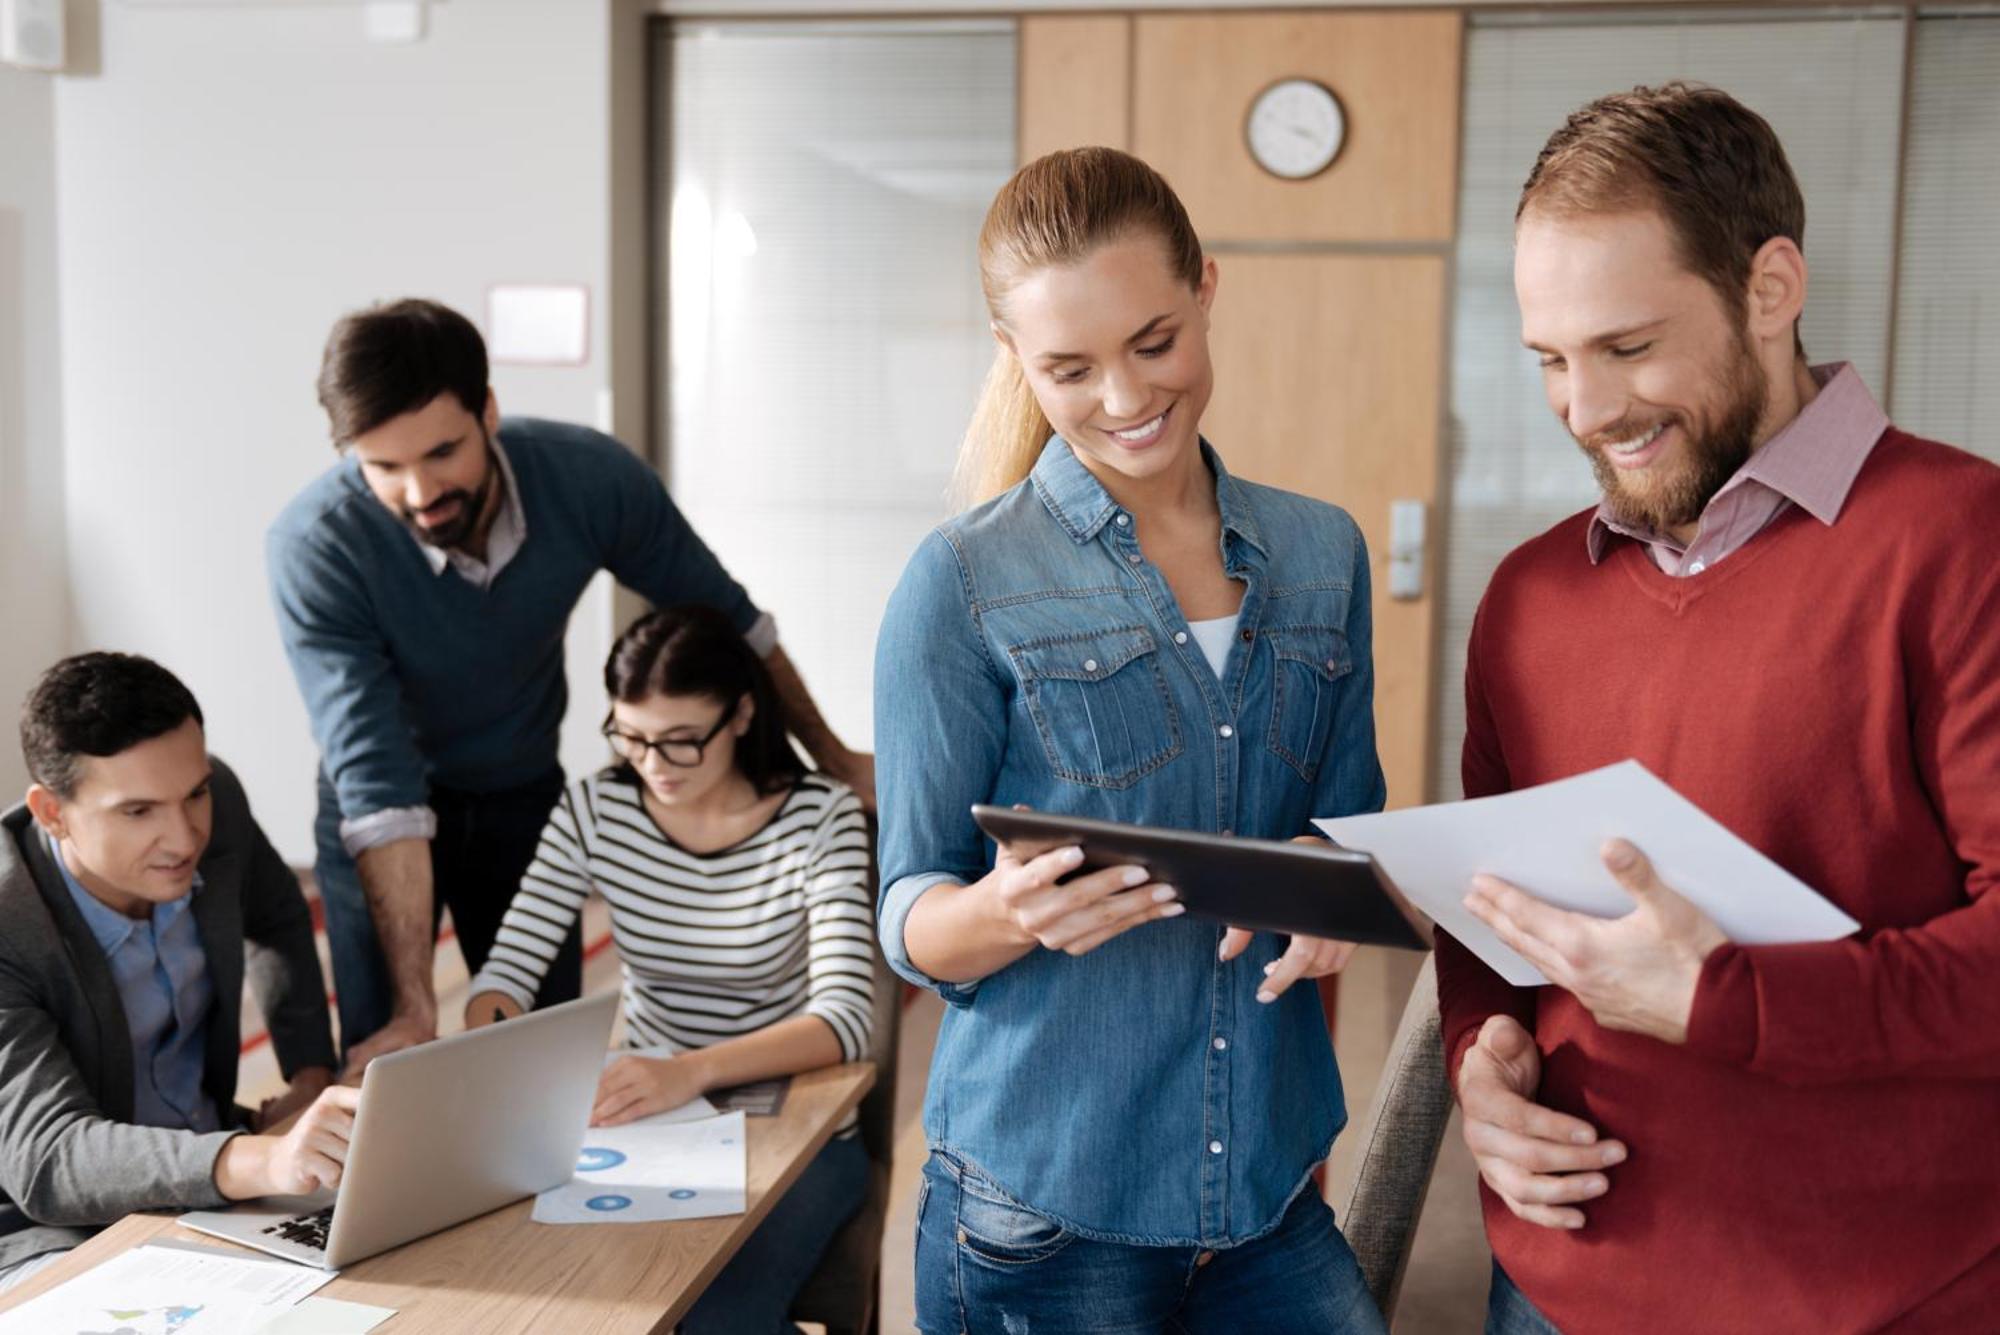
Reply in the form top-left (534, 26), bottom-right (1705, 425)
top-left (1246, 78), bottom-right (1346, 181)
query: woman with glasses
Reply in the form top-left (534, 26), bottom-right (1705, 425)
top-left (465, 604), bottom-right (874, 1335)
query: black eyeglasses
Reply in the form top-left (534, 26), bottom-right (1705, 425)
top-left (601, 703), bottom-right (737, 768)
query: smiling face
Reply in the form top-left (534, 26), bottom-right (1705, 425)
top-left (997, 232), bottom-right (1219, 492)
top-left (350, 390), bottom-right (501, 551)
top-left (1515, 208), bottom-right (1772, 539)
top-left (28, 718), bottom-right (214, 917)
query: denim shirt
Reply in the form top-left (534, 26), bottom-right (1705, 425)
top-left (875, 437), bottom-right (1386, 1248)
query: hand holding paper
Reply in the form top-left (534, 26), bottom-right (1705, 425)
top-left (1313, 760), bottom-right (1860, 988)
top-left (1466, 838), bottom-right (1730, 1044)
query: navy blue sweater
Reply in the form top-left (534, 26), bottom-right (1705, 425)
top-left (268, 418), bottom-right (759, 820)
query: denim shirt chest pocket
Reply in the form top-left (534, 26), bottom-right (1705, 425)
top-left (1262, 623), bottom-right (1354, 783)
top-left (1005, 625), bottom-right (1183, 790)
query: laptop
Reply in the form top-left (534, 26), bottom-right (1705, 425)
top-left (181, 990), bottom-right (618, 1270)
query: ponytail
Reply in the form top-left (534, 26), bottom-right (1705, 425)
top-left (951, 349), bottom-right (1053, 509)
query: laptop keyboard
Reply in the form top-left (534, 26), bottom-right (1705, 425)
top-left (262, 1204), bottom-right (334, 1254)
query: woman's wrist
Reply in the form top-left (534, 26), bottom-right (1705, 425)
top-left (675, 1048), bottom-right (721, 1095)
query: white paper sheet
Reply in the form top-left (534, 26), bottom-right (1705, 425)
top-left (0, 1240), bottom-right (332, 1335)
top-left (250, 1297), bottom-right (396, 1334)
top-left (1313, 759), bottom-right (1861, 986)
top-left (533, 1111), bottom-right (748, 1225)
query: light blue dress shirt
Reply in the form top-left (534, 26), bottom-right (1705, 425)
top-left (48, 835), bottom-right (220, 1133)
top-left (874, 438), bottom-right (1386, 1248)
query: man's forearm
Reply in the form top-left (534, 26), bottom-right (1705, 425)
top-left (765, 644), bottom-right (851, 768)
top-left (353, 837), bottom-right (438, 1021)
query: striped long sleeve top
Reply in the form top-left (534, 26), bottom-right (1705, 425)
top-left (470, 771), bottom-right (876, 1072)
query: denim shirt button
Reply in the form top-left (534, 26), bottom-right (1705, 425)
top-left (1115, 513), bottom-right (1130, 526)
top-left (1213, 1037), bottom-right (1228, 1051)
top-left (1174, 631), bottom-right (1188, 644)
top-left (1084, 659), bottom-right (1099, 672)
top-left (1208, 1140), bottom-right (1224, 1155)
top-left (1218, 724), bottom-right (1234, 739)
top-left (1125, 551), bottom-right (1142, 564)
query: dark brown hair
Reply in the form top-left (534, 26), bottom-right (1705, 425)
top-left (1519, 82), bottom-right (1805, 349)
top-left (22, 653), bottom-right (204, 799)
top-left (955, 147), bottom-right (1205, 505)
top-left (316, 298), bottom-right (489, 446)
top-left (603, 606), bottom-right (804, 796)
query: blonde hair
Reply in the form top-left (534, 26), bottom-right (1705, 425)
top-left (951, 147), bottom-right (1205, 508)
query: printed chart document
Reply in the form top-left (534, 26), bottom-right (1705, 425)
top-left (0, 1239), bottom-right (332, 1335)
top-left (1313, 760), bottom-right (1861, 986)
top-left (534, 1110), bottom-right (748, 1225)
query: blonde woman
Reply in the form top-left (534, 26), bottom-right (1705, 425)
top-left (875, 148), bottom-right (1389, 1332)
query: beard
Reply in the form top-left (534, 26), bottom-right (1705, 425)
top-left (402, 432), bottom-right (497, 551)
top-left (1580, 330), bottom-right (1768, 535)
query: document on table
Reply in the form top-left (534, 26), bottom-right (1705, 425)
top-left (1313, 759), bottom-right (1861, 986)
top-left (533, 1110), bottom-right (748, 1225)
top-left (250, 1297), bottom-right (397, 1334)
top-left (0, 1239), bottom-right (332, 1335)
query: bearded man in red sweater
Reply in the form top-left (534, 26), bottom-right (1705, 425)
top-left (1439, 82), bottom-right (2000, 1335)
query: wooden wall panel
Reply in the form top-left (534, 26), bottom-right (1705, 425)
top-left (1132, 12), bottom-right (1462, 244)
top-left (1018, 15), bottom-right (1132, 163)
top-left (1201, 253), bottom-right (1446, 809)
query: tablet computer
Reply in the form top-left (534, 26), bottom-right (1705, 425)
top-left (971, 805), bottom-right (1431, 952)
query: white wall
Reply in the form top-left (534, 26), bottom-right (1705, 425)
top-left (53, 0), bottom-right (619, 861)
top-left (0, 61), bottom-right (70, 799)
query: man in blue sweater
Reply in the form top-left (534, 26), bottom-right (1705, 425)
top-left (269, 299), bottom-right (871, 1073)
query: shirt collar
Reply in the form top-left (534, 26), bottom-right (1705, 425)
top-left (1586, 362), bottom-right (1889, 563)
top-left (43, 830), bottom-right (200, 953)
top-left (1030, 435), bottom-right (1268, 556)
top-left (406, 433), bottom-right (528, 582)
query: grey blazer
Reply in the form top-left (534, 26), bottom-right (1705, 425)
top-left (0, 759), bottom-right (336, 1270)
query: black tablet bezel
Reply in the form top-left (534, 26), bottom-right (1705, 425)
top-left (970, 805), bottom-right (1431, 952)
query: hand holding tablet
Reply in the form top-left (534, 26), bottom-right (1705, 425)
top-left (971, 806), bottom-right (1432, 952)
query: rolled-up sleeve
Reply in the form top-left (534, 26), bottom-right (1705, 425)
top-left (873, 531), bottom-right (1008, 1007)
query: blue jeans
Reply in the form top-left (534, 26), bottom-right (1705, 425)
top-left (681, 1133), bottom-right (869, 1335)
top-left (1487, 1262), bottom-right (1563, 1335)
top-left (914, 1150), bottom-right (1387, 1334)
top-left (315, 770), bottom-right (580, 1052)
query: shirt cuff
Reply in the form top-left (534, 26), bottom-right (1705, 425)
top-left (465, 969), bottom-right (536, 1015)
top-left (338, 805), bottom-right (438, 858)
top-left (744, 612), bottom-right (779, 658)
top-left (879, 870), bottom-right (981, 1008)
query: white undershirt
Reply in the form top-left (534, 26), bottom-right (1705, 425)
top-left (1186, 614), bottom-right (1241, 680)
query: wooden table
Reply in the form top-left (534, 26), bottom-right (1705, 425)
top-left (0, 1062), bottom-right (875, 1333)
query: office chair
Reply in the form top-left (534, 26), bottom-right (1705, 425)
top-left (790, 847), bottom-right (901, 1335)
top-left (1337, 953), bottom-right (1455, 1320)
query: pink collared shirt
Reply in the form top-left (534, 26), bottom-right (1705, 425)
top-left (1586, 362), bottom-right (1890, 575)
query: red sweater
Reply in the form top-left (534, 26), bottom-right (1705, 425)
top-left (1438, 429), bottom-right (2000, 1334)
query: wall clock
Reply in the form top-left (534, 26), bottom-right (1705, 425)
top-left (1245, 77), bottom-right (1346, 181)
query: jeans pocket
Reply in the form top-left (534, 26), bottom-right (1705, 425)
top-left (1264, 625), bottom-right (1353, 783)
top-left (952, 1165), bottom-right (1076, 1267)
top-left (1008, 625), bottom-right (1183, 790)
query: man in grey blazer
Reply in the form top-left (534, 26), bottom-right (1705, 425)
top-left (0, 652), bottom-right (362, 1286)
